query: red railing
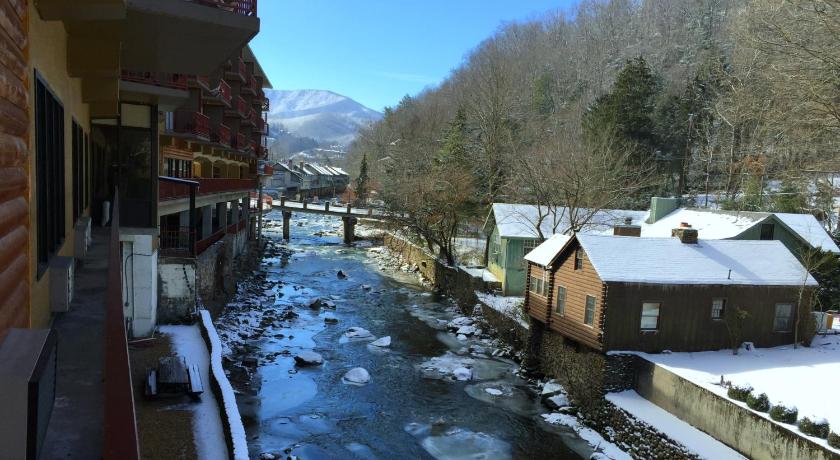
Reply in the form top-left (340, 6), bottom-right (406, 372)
top-left (233, 132), bottom-right (248, 151)
top-left (195, 75), bottom-right (210, 88)
top-left (103, 188), bottom-right (141, 459)
top-left (218, 80), bottom-right (232, 106)
top-left (243, 75), bottom-right (257, 95)
top-left (187, 0), bottom-right (257, 16)
top-left (234, 96), bottom-right (249, 118)
top-left (160, 226), bottom-right (195, 257)
top-left (195, 228), bottom-right (225, 255)
top-left (211, 123), bottom-right (231, 146)
top-left (159, 178), bottom-right (257, 200)
top-left (172, 110), bottom-right (210, 139)
top-left (226, 218), bottom-right (247, 234)
top-left (121, 70), bottom-right (187, 90)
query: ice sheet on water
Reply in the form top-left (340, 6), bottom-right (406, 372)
top-left (465, 381), bottom-right (541, 417)
top-left (404, 423), bottom-right (512, 460)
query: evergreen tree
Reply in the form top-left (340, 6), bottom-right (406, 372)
top-left (530, 72), bottom-right (555, 117)
top-left (355, 153), bottom-right (370, 205)
top-left (436, 107), bottom-right (469, 167)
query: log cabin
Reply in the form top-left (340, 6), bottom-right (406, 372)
top-left (523, 226), bottom-right (818, 353)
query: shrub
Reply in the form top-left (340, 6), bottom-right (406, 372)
top-left (799, 416), bottom-right (830, 439)
top-left (727, 384), bottom-right (753, 402)
top-left (828, 432), bottom-right (840, 449)
top-left (746, 392), bottom-right (770, 412)
top-left (769, 404), bottom-right (798, 424)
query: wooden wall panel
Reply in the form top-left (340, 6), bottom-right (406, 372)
top-left (0, 0), bottom-right (29, 339)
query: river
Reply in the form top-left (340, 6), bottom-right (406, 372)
top-left (215, 211), bottom-right (593, 459)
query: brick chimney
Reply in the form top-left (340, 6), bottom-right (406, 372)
top-left (614, 217), bottom-right (641, 237)
top-left (671, 222), bottom-right (698, 244)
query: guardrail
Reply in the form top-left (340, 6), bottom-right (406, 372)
top-left (159, 177), bottom-right (256, 201)
top-left (103, 188), bottom-right (140, 459)
top-left (121, 71), bottom-right (187, 90)
top-left (172, 110), bottom-right (210, 139)
top-left (188, 0), bottom-right (257, 16)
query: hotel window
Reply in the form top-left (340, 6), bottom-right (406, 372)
top-left (774, 303), bottom-right (794, 332)
top-left (711, 298), bottom-right (726, 320)
top-left (574, 249), bottom-right (584, 270)
top-left (640, 302), bottom-right (661, 330)
top-left (35, 72), bottom-right (66, 274)
top-left (529, 272), bottom-right (548, 297)
top-left (584, 295), bottom-right (596, 326)
top-left (555, 286), bottom-right (566, 315)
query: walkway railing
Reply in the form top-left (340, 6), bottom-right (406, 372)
top-left (159, 177), bottom-right (256, 201)
top-left (103, 188), bottom-right (140, 459)
top-left (186, 0), bottom-right (257, 16)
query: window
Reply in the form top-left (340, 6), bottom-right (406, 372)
top-left (529, 272), bottom-right (548, 297)
top-left (35, 72), bottom-right (65, 274)
top-left (574, 249), bottom-right (584, 270)
top-left (555, 286), bottom-right (566, 315)
top-left (584, 295), bottom-right (596, 326)
top-left (72, 121), bottom-right (89, 222)
top-left (711, 298), bottom-right (726, 320)
top-left (523, 239), bottom-right (538, 266)
top-left (641, 302), bottom-right (661, 330)
top-left (774, 303), bottom-right (794, 332)
top-left (164, 158), bottom-right (191, 178)
top-left (760, 223), bottom-right (775, 240)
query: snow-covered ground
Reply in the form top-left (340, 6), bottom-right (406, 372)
top-left (541, 412), bottom-right (631, 460)
top-left (159, 324), bottom-right (228, 460)
top-left (606, 390), bottom-right (745, 460)
top-left (475, 292), bottom-right (528, 329)
top-left (622, 334), bottom-right (840, 452)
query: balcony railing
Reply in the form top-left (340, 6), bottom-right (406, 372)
top-left (159, 177), bottom-right (257, 201)
top-left (237, 96), bottom-right (249, 118)
top-left (211, 123), bottom-right (231, 146)
top-left (160, 226), bottom-right (195, 257)
top-left (194, 75), bottom-right (210, 89)
top-left (203, 79), bottom-right (232, 107)
top-left (121, 70), bottom-right (187, 90)
top-left (242, 75), bottom-right (257, 95)
top-left (186, 0), bottom-right (257, 16)
top-left (233, 132), bottom-right (248, 151)
top-left (171, 110), bottom-right (210, 139)
top-left (226, 57), bottom-right (247, 82)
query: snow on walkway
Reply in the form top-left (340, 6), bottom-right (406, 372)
top-left (606, 390), bottom-right (745, 460)
top-left (160, 324), bottom-right (228, 460)
top-left (617, 334), bottom-right (840, 453)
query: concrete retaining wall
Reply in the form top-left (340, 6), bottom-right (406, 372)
top-left (158, 258), bottom-right (196, 323)
top-left (634, 358), bottom-right (837, 460)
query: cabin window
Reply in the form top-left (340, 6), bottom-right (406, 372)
top-left (584, 295), bottom-right (596, 326)
top-left (574, 249), bottom-right (584, 270)
top-left (555, 286), bottom-right (566, 315)
top-left (760, 223), bottom-right (775, 240)
top-left (522, 239), bottom-right (538, 266)
top-left (35, 72), bottom-right (66, 276)
top-left (529, 272), bottom-right (548, 297)
top-left (711, 298), bottom-right (726, 320)
top-left (640, 302), bottom-right (661, 330)
top-left (774, 303), bottom-right (794, 332)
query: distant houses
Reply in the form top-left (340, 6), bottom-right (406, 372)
top-left (267, 160), bottom-right (350, 200)
top-left (523, 230), bottom-right (817, 353)
top-left (484, 197), bottom-right (839, 296)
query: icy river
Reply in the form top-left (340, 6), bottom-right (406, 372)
top-left (216, 212), bottom-right (594, 459)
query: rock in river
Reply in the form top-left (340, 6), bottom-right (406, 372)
top-left (344, 327), bottom-right (374, 340)
top-left (343, 367), bottom-right (371, 385)
top-left (370, 336), bottom-right (391, 347)
top-left (294, 351), bottom-right (324, 366)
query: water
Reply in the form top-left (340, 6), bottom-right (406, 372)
top-left (217, 212), bottom-right (592, 459)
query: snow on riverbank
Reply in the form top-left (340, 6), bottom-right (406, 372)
top-left (541, 413), bottom-right (631, 460)
top-left (159, 324), bottom-right (227, 460)
top-left (201, 309), bottom-right (249, 460)
top-left (606, 390), bottom-right (745, 460)
top-left (618, 334), bottom-right (840, 453)
top-left (475, 292), bottom-right (528, 330)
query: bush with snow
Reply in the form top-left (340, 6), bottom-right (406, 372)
top-left (769, 404), bottom-right (798, 424)
top-left (798, 416), bottom-right (830, 439)
top-left (726, 384), bottom-right (752, 402)
top-left (746, 392), bottom-right (770, 412)
top-left (828, 431), bottom-right (840, 449)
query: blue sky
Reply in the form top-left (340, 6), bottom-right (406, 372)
top-left (251, 1), bottom-right (576, 112)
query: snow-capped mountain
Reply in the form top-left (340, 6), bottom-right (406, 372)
top-left (265, 89), bottom-right (382, 147)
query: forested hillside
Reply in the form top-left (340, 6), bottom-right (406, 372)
top-left (346, 0), bottom-right (840, 263)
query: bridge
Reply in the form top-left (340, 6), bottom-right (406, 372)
top-left (273, 196), bottom-right (391, 243)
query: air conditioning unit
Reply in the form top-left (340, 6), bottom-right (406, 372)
top-left (49, 256), bottom-right (74, 313)
top-left (74, 216), bottom-right (91, 260)
top-left (0, 328), bottom-right (58, 460)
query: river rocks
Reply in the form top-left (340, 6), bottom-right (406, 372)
top-left (294, 351), bottom-right (324, 366)
top-left (541, 381), bottom-right (565, 398)
top-left (337, 270), bottom-right (347, 279)
top-left (343, 327), bottom-right (374, 340)
top-left (485, 388), bottom-right (503, 396)
top-left (452, 367), bottom-right (472, 381)
top-left (456, 325), bottom-right (477, 336)
top-left (322, 300), bottom-right (337, 309)
top-left (545, 394), bottom-right (571, 410)
top-left (342, 367), bottom-right (371, 385)
top-left (447, 316), bottom-right (474, 331)
top-left (369, 336), bottom-right (391, 347)
top-left (259, 452), bottom-right (277, 460)
top-left (361, 284), bottom-right (372, 291)
top-left (305, 297), bottom-right (322, 309)
top-left (323, 313), bottom-right (339, 324)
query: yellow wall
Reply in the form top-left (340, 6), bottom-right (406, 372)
top-left (27, 3), bottom-right (91, 328)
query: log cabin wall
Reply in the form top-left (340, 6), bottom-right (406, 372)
top-left (0, 0), bottom-right (30, 338)
top-left (601, 283), bottom-right (813, 352)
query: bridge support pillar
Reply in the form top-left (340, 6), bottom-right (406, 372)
top-left (282, 211), bottom-right (292, 241)
top-left (342, 216), bottom-right (357, 245)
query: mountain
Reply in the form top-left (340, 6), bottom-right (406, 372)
top-left (265, 89), bottom-right (382, 147)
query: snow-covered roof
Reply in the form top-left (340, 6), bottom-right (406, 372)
top-left (524, 234), bottom-right (572, 267)
top-left (577, 234), bottom-right (817, 286)
top-left (775, 212), bottom-right (840, 253)
top-left (640, 209), bottom-right (766, 239)
top-left (490, 203), bottom-right (648, 239)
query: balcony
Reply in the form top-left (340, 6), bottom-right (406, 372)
top-left (242, 108), bottom-right (256, 127)
top-left (171, 110), bottom-right (211, 140)
top-left (185, 0), bottom-right (258, 17)
top-left (225, 57), bottom-right (247, 82)
top-left (203, 79), bottom-right (232, 107)
top-left (160, 177), bottom-right (257, 201)
top-left (210, 123), bottom-right (231, 146)
top-left (232, 132), bottom-right (249, 152)
top-left (242, 74), bottom-right (257, 95)
top-left (121, 71), bottom-right (187, 90)
top-left (161, 218), bottom-right (247, 257)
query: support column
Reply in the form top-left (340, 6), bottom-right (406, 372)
top-left (524, 317), bottom-right (546, 373)
top-left (230, 199), bottom-right (239, 227)
top-left (342, 216), bottom-right (357, 245)
top-left (216, 202), bottom-right (227, 231)
top-left (282, 211), bottom-right (292, 241)
top-left (201, 205), bottom-right (212, 239)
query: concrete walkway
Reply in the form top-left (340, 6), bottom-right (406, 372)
top-left (41, 228), bottom-right (110, 459)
